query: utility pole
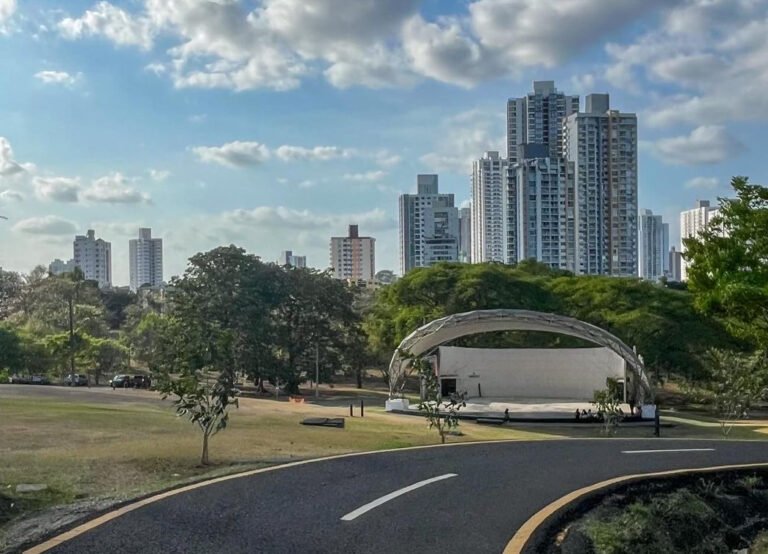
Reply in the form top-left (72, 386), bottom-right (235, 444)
top-left (315, 342), bottom-right (320, 399)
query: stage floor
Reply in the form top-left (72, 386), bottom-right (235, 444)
top-left (408, 397), bottom-right (634, 420)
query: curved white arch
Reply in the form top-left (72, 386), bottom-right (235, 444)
top-left (389, 309), bottom-right (653, 404)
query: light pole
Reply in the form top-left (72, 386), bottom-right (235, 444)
top-left (315, 342), bottom-right (320, 399)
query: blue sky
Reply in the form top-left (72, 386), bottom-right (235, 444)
top-left (1, 0), bottom-right (766, 285)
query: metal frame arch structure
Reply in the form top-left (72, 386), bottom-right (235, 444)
top-left (389, 309), bottom-right (654, 404)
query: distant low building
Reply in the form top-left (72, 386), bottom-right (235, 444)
top-left (668, 246), bottom-right (683, 282)
top-left (278, 250), bottom-right (307, 269)
top-left (49, 258), bottom-right (75, 276)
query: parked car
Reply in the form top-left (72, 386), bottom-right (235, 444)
top-left (65, 374), bottom-right (89, 387)
top-left (9, 375), bottom-right (31, 384)
top-left (132, 375), bottom-right (152, 389)
top-left (110, 374), bottom-right (132, 389)
top-left (30, 375), bottom-right (50, 385)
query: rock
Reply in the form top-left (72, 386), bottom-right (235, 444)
top-left (16, 484), bottom-right (48, 493)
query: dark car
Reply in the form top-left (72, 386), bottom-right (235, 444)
top-left (132, 375), bottom-right (152, 389)
top-left (110, 374), bottom-right (132, 389)
top-left (65, 374), bottom-right (89, 387)
top-left (9, 375), bottom-right (31, 384)
top-left (30, 375), bottom-right (50, 385)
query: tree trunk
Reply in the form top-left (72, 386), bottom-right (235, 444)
top-left (201, 432), bottom-right (210, 465)
top-left (356, 366), bottom-right (362, 389)
top-left (440, 432), bottom-right (446, 444)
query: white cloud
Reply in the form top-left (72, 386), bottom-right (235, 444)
top-left (274, 145), bottom-right (352, 161)
top-left (605, 0), bottom-right (768, 126)
top-left (144, 62), bottom-right (166, 75)
top-left (223, 206), bottom-right (395, 232)
top-left (56, 0), bottom-right (665, 90)
top-left (34, 70), bottom-right (82, 87)
top-left (343, 170), bottom-right (387, 182)
top-left (148, 169), bottom-right (170, 182)
top-left (0, 0), bottom-right (16, 25)
top-left (375, 152), bottom-right (402, 168)
top-left (655, 125), bottom-right (746, 165)
top-left (421, 108), bottom-right (505, 174)
top-left (83, 173), bottom-right (150, 204)
top-left (0, 137), bottom-right (25, 177)
top-left (58, 1), bottom-right (154, 49)
top-left (0, 189), bottom-right (23, 202)
top-left (33, 176), bottom-right (82, 202)
top-left (192, 142), bottom-right (270, 168)
top-left (685, 176), bottom-right (719, 190)
top-left (12, 215), bottom-right (77, 236)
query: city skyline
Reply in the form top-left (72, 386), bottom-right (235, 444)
top-left (0, 1), bottom-right (765, 284)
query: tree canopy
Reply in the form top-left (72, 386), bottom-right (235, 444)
top-left (685, 176), bottom-right (768, 353)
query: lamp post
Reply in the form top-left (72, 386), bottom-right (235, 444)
top-left (315, 342), bottom-right (319, 399)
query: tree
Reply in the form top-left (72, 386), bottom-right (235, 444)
top-left (271, 267), bottom-right (357, 393)
top-left (158, 373), bottom-right (239, 465)
top-left (0, 269), bottom-right (23, 320)
top-left (706, 349), bottom-right (766, 436)
top-left (685, 177), bottom-right (768, 353)
top-left (415, 356), bottom-right (466, 444)
top-left (592, 378), bottom-right (624, 435)
top-left (0, 324), bottom-right (23, 372)
top-left (84, 337), bottom-right (127, 384)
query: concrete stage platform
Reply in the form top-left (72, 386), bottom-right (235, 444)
top-left (393, 397), bottom-right (650, 424)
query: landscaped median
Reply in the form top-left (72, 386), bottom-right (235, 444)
top-left (514, 466), bottom-right (768, 554)
top-left (0, 386), bottom-right (548, 553)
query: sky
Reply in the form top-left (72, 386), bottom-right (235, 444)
top-left (0, 0), bottom-right (766, 285)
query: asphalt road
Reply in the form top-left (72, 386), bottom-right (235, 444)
top-left (40, 439), bottom-right (768, 554)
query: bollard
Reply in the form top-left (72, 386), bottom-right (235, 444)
top-left (654, 405), bottom-right (660, 437)
top-left (350, 403), bottom-right (353, 417)
top-left (360, 399), bottom-right (364, 418)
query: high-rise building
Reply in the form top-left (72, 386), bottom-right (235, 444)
top-left (129, 228), bottom-right (163, 292)
top-left (399, 175), bottom-right (459, 274)
top-left (507, 80), bottom-right (579, 164)
top-left (330, 225), bottom-right (375, 282)
top-left (471, 151), bottom-right (507, 263)
top-left (278, 250), bottom-right (307, 269)
top-left (563, 94), bottom-right (638, 276)
top-left (668, 246), bottom-right (683, 282)
top-left (458, 206), bottom-right (471, 263)
top-left (638, 210), bottom-right (667, 281)
top-left (73, 229), bottom-right (112, 289)
top-left (507, 148), bottom-right (575, 270)
top-left (680, 200), bottom-right (719, 281)
top-left (49, 258), bottom-right (75, 276)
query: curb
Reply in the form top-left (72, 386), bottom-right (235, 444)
top-left (503, 462), bottom-right (768, 554)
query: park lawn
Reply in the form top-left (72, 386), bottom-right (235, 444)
top-left (0, 390), bottom-right (550, 543)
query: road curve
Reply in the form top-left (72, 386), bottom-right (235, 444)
top-left (35, 439), bottom-right (768, 554)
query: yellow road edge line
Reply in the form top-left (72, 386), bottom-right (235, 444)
top-left (23, 437), bottom-right (538, 554)
top-left (503, 462), bottom-right (768, 554)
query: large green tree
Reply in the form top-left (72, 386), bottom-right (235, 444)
top-left (366, 262), bottom-right (741, 382)
top-left (685, 176), bottom-right (768, 353)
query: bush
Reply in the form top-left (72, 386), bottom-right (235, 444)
top-left (0, 369), bottom-right (9, 384)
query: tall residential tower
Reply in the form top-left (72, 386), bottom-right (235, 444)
top-left (330, 225), bottom-right (375, 282)
top-left (471, 151), bottom-right (507, 263)
top-left (399, 175), bottom-right (459, 274)
top-left (563, 93), bottom-right (638, 276)
top-left (638, 209), bottom-right (668, 281)
top-left (73, 229), bottom-right (112, 289)
top-left (129, 228), bottom-right (163, 291)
